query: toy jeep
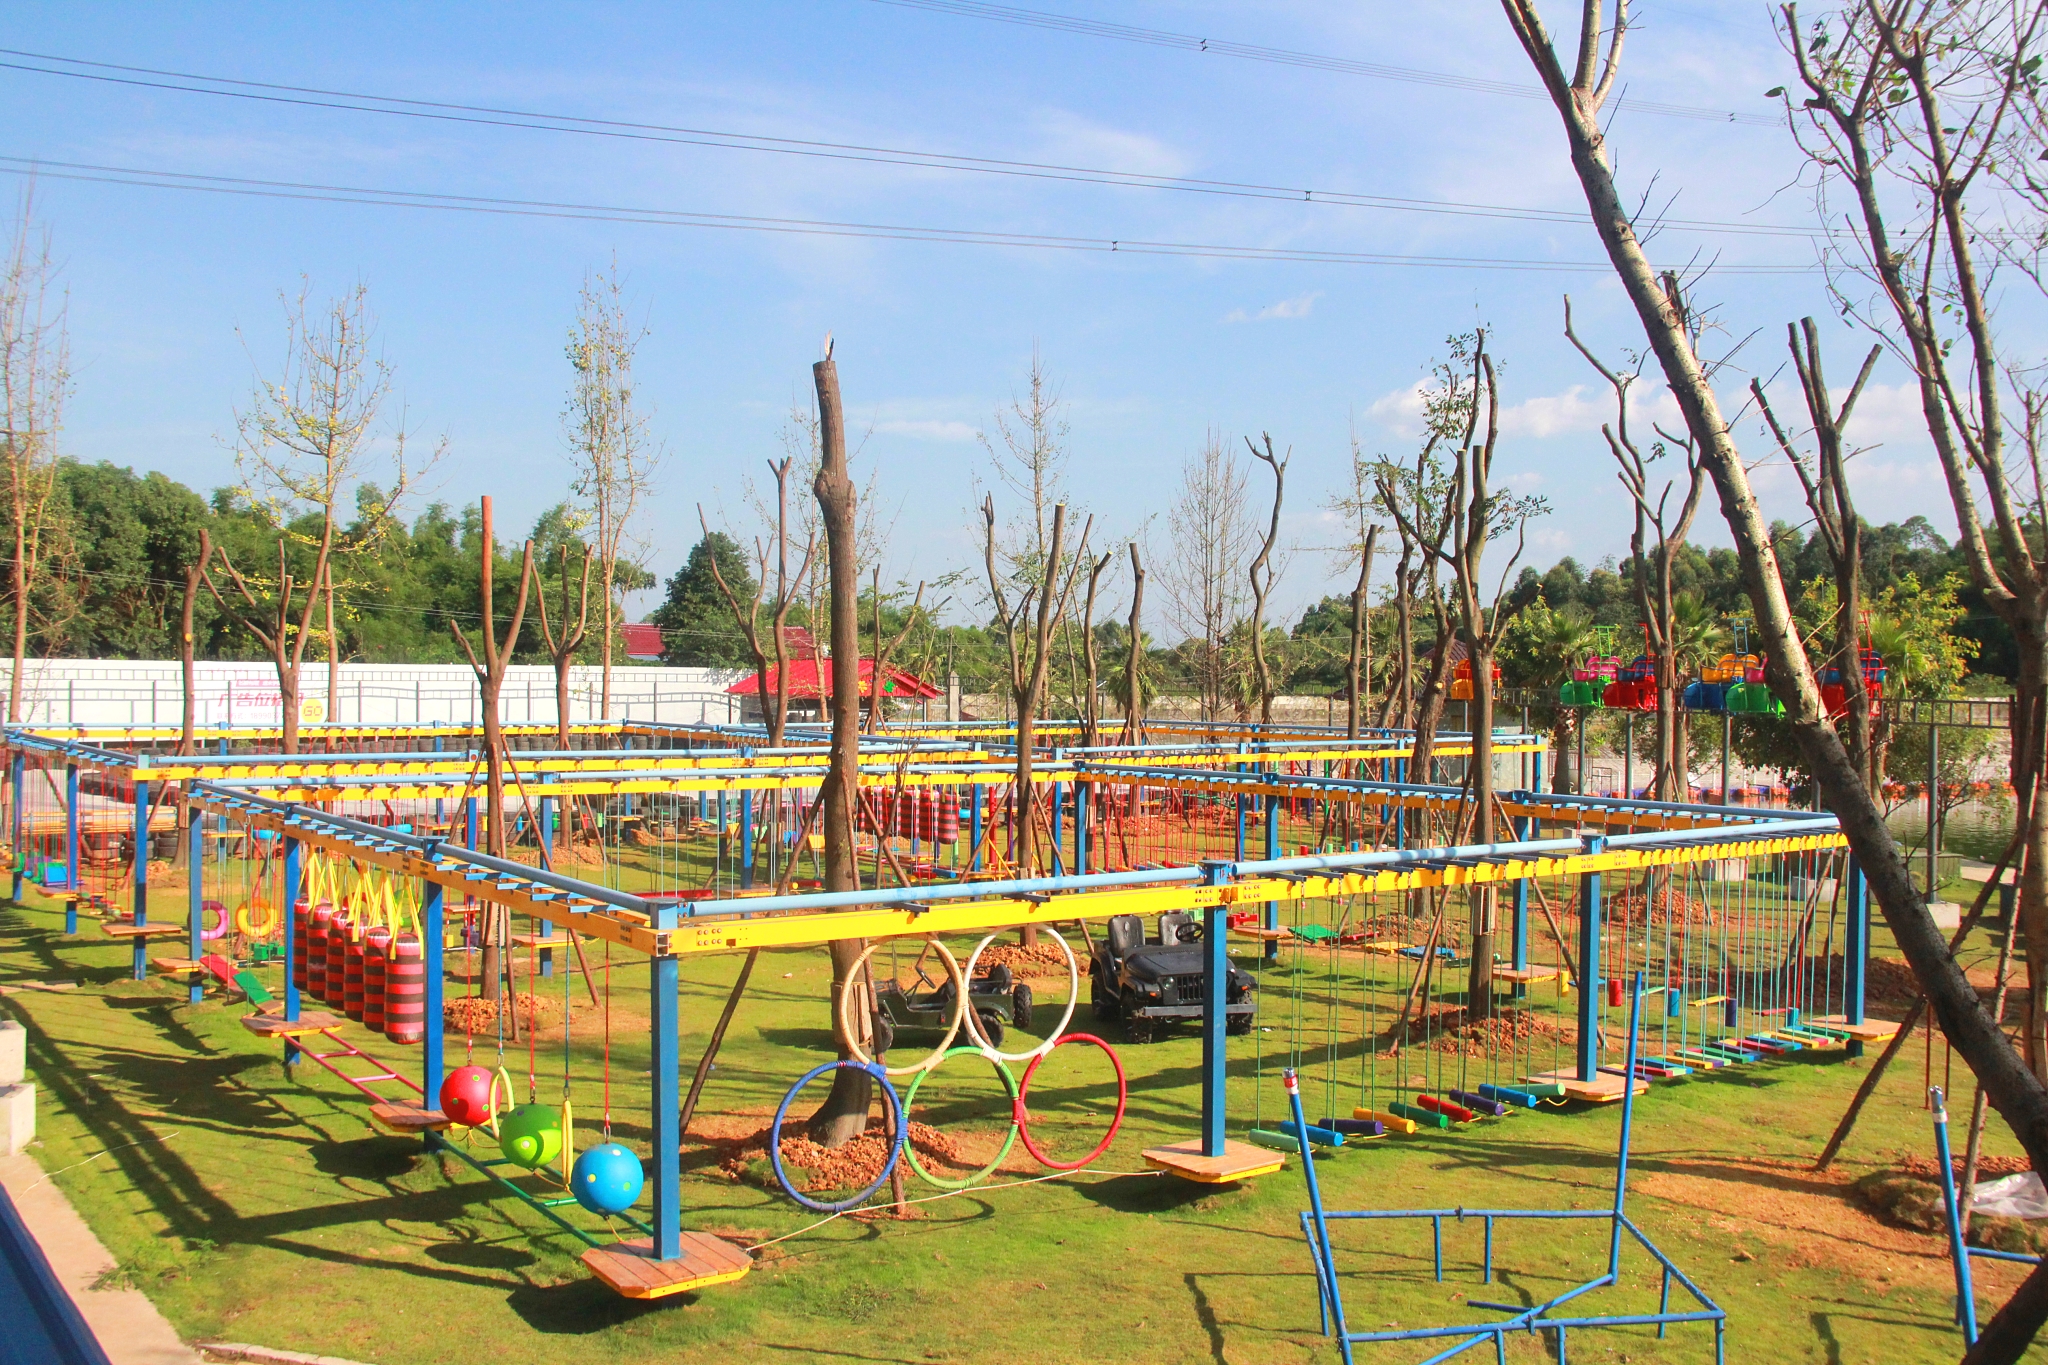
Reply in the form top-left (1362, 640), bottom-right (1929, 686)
top-left (869, 942), bottom-right (1035, 1052)
top-left (1089, 910), bottom-right (1256, 1043)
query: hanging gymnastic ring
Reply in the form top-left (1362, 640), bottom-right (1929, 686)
top-left (835, 936), bottom-right (966, 1077)
top-left (1014, 1032), bottom-right (1128, 1170)
top-left (902, 1046), bottom-right (1020, 1190)
top-left (198, 900), bottom-right (231, 942)
top-left (960, 926), bottom-right (1077, 1062)
top-left (235, 897), bottom-right (279, 938)
top-left (769, 1059), bottom-right (907, 1214)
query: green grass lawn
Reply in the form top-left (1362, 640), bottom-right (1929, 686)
top-left (0, 879), bottom-right (2031, 1365)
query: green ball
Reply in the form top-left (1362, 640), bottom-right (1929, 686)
top-left (498, 1103), bottom-right (563, 1170)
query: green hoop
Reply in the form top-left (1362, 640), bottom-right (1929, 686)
top-left (902, 1045), bottom-right (1020, 1190)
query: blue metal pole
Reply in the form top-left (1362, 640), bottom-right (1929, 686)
top-left (1263, 792), bottom-right (1280, 963)
top-left (651, 902), bottom-right (682, 1260)
top-left (8, 751), bottom-right (20, 902)
top-left (1285, 1067), bottom-right (1350, 1347)
top-left (1050, 782), bottom-right (1064, 875)
top-left (1201, 859), bottom-right (1232, 1157)
top-left (1611, 971), bottom-right (1645, 1278)
top-left (64, 762), bottom-right (77, 893)
top-left (433, 735), bottom-right (445, 830)
top-left (186, 813), bottom-right (203, 1004)
top-left (1074, 781), bottom-right (1089, 875)
top-left (971, 783), bottom-right (983, 872)
top-left (1844, 858), bottom-right (1869, 1054)
top-left (282, 837), bottom-right (301, 1021)
top-left (539, 792), bottom-right (554, 864)
top-left (1577, 835), bottom-right (1605, 1082)
top-left (739, 790), bottom-right (753, 890)
top-left (1511, 807), bottom-right (1532, 980)
top-left (465, 796), bottom-right (478, 850)
top-left (422, 877), bottom-right (445, 1126)
top-left (1393, 758), bottom-right (1406, 849)
top-left (1932, 1087), bottom-right (1978, 1343)
top-left (131, 775), bottom-right (149, 980)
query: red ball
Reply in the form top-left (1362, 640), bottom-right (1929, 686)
top-left (439, 1065), bottom-right (495, 1128)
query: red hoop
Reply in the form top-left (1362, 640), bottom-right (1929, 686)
top-left (1013, 1032), bottom-right (1127, 1170)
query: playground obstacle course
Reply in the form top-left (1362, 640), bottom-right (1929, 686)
top-left (0, 716), bottom-right (1883, 1315)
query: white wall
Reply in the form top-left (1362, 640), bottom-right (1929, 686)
top-left (0, 660), bottom-right (746, 728)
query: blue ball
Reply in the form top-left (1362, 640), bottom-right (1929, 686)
top-left (571, 1142), bottom-right (645, 1216)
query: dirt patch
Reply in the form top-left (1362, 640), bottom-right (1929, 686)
top-left (1852, 1166), bottom-right (2045, 1255)
top-left (710, 1120), bottom-right (962, 1193)
top-left (1400, 1005), bottom-right (1570, 1055)
top-left (1635, 1153), bottom-right (1990, 1292)
top-left (1608, 885), bottom-right (1711, 926)
top-left (443, 993), bottom-right (563, 1034)
top-left (974, 941), bottom-right (1080, 979)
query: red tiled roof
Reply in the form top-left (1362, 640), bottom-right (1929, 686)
top-left (622, 623), bottom-right (666, 659)
top-left (725, 657), bottom-right (939, 700)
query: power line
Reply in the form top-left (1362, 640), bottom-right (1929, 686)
top-left (0, 154), bottom-right (1817, 274)
top-left (0, 48), bottom-right (1827, 240)
top-left (864, 0), bottom-right (1782, 128)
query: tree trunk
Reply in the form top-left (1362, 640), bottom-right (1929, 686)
top-left (1347, 528), bottom-right (1376, 741)
top-left (807, 345), bottom-right (873, 1146)
top-left (9, 499), bottom-right (25, 726)
top-left (1465, 646), bottom-right (1497, 1012)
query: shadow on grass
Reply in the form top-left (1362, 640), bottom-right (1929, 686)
top-left (1071, 1172), bottom-right (1233, 1214)
top-left (504, 1276), bottom-right (678, 1334)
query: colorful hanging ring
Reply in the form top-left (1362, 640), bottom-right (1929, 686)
top-left (960, 926), bottom-right (1077, 1063)
top-left (835, 936), bottom-right (966, 1077)
top-left (902, 1045), bottom-right (1020, 1190)
top-left (769, 1059), bottom-right (907, 1213)
top-left (1014, 1032), bottom-right (1127, 1171)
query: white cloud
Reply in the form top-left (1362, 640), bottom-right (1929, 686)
top-left (1367, 379), bottom-right (1680, 441)
top-left (1224, 291), bottom-right (1322, 324)
top-left (1028, 109), bottom-right (1193, 178)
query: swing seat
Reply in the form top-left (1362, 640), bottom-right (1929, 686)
top-left (1141, 1138), bottom-right (1285, 1183)
top-left (370, 1101), bottom-right (450, 1134)
top-left (583, 1234), bottom-right (753, 1299)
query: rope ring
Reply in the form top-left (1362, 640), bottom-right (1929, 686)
top-left (836, 936), bottom-right (966, 1077)
top-left (960, 926), bottom-right (1077, 1062)
top-left (1013, 1032), bottom-right (1127, 1171)
top-left (769, 1059), bottom-right (907, 1213)
top-left (902, 1045), bottom-right (1020, 1190)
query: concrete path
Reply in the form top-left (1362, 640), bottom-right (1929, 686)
top-left (0, 1149), bottom-right (203, 1365)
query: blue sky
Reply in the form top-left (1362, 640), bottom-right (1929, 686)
top-left (0, 2), bottom-right (1969, 629)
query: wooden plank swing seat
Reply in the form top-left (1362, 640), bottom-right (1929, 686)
top-left (1140, 1138), bottom-right (1286, 1184)
top-left (369, 1101), bottom-right (450, 1134)
top-left (240, 1010), bottom-right (348, 1039)
top-left (1811, 1015), bottom-right (1901, 1042)
top-left (1523, 1069), bottom-right (1648, 1103)
top-left (582, 1234), bottom-right (753, 1299)
top-left (100, 922), bottom-right (187, 939)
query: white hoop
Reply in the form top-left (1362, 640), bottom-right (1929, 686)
top-left (836, 936), bottom-right (966, 1077)
top-left (960, 927), bottom-right (1078, 1062)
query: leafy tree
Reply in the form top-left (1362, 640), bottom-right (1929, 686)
top-left (652, 532), bottom-right (755, 667)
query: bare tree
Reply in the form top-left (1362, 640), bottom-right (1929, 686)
top-left (979, 346), bottom-right (1070, 578)
top-left (1501, 3), bottom-right (2048, 1354)
top-left (1564, 299), bottom-right (1708, 800)
top-left (177, 530), bottom-right (212, 755)
top-left (702, 459), bottom-right (817, 747)
top-left (1375, 426), bottom-right (1457, 775)
top-left (449, 496), bottom-right (534, 1005)
top-left (1755, 321), bottom-right (1886, 790)
top-left (1078, 549), bottom-right (1114, 746)
top-left (1777, 0), bottom-right (2048, 1090)
top-left (807, 338), bottom-right (874, 1147)
top-left (202, 537), bottom-right (329, 755)
top-left (1161, 433), bottom-right (1253, 719)
top-left (1119, 542), bottom-right (1148, 744)
top-left (565, 261), bottom-right (661, 720)
top-left (1333, 433), bottom-right (1383, 740)
top-left (864, 567), bottom-right (929, 732)
top-left (983, 494), bottom-right (1092, 893)
top-left (1244, 434), bottom-right (1290, 726)
top-left (0, 199), bottom-right (70, 724)
top-left (533, 541), bottom-right (594, 751)
top-left (234, 282), bottom-right (435, 724)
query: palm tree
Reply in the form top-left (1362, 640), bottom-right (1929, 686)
top-left (1510, 599), bottom-right (1595, 793)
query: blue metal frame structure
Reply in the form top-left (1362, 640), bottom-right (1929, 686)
top-left (1931, 1085), bottom-right (2041, 1346)
top-left (1284, 973), bottom-right (1727, 1364)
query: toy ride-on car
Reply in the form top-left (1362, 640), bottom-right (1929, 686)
top-left (869, 942), bottom-right (1035, 1052)
top-left (1089, 910), bottom-right (1256, 1043)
